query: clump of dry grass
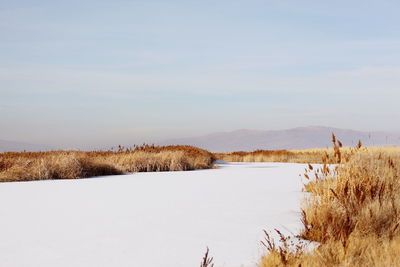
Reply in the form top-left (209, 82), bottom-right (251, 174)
top-left (260, 136), bottom-right (400, 266)
top-left (214, 149), bottom-right (339, 164)
top-left (0, 145), bottom-right (215, 182)
top-left (261, 229), bottom-right (308, 266)
top-left (200, 247), bottom-right (214, 267)
top-left (214, 150), bottom-right (306, 163)
top-left (214, 146), bottom-right (400, 164)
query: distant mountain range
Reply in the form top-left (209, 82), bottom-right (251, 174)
top-left (0, 140), bottom-right (54, 153)
top-left (159, 126), bottom-right (400, 152)
top-left (2, 126), bottom-right (400, 152)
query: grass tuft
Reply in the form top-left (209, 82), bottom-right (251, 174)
top-left (200, 247), bottom-right (214, 267)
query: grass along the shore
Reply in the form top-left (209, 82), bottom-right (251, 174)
top-left (0, 145), bottom-right (215, 182)
top-left (260, 137), bottom-right (400, 266)
top-left (214, 145), bottom-right (400, 164)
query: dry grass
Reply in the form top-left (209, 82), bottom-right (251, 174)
top-left (214, 146), bottom-right (400, 164)
top-left (214, 149), bottom-right (337, 164)
top-left (200, 247), bottom-right (215, 267)
top-left (260, 137), bottom-right (400, 266)
top-left (0, 145), bottom-right (215, 182)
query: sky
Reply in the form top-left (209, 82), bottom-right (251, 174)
top-left (1, 0), bottom-right (400, 148)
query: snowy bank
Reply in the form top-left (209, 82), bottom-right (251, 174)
top-left (0, 162), bottom-right (307, 267)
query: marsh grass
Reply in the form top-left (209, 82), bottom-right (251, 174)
top-left (0, 145), bottom-right (215, 182)
top-left (261, 229), bottom-right (309, 266)
top-left (200, 247), bottom-right (214, 267)
top-left (214, 146), bottom-right (400, 164)
top-left (260, 136), bottom-right (400, 266)
top-left (214, 149), bottom-right (339, 164)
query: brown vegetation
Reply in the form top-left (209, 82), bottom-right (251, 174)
top-left (214, 146), bottom-right (400, 164)
top-left (0, 145), bottom-right (215, 182)
top-left (200, 247), bottom-right (214, 267)
top-left (214, 149), bottom-right (334, 164)
top-left (260, 137), bottom-right (400, 266)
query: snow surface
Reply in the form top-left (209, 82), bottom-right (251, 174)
top-left (0, 162), bottom-right (308, 267)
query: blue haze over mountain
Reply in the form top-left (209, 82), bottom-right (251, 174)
top-left (159, 126), bottom-right (400, 152)
top-left (2, 126), bottom-right (399, 152)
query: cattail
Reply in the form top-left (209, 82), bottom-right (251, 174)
top-left (356, 140), bottom-right (362, 149)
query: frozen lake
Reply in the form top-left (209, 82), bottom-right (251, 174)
top-left (0, 162), bottom-right (307, 267)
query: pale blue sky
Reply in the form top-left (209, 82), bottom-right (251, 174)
top-left (1, 0), bottom-right (400, 148)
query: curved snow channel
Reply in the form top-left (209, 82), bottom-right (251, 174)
top-left (0, 162), bottom-right (308, 267)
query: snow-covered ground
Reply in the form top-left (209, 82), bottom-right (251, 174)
top-left (0, 162), bottom-right (308, 267)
